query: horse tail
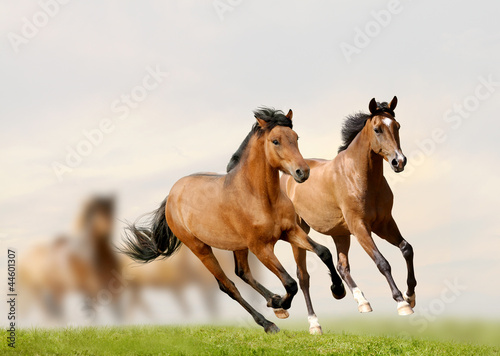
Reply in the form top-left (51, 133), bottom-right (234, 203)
top-left (120, 197), bottom-right (182, 263)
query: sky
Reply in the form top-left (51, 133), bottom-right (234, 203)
top-left (1, 0), bottom-right (499, 328)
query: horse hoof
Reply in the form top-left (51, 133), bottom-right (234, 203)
top-left (397, 301), bottom-right (414, 316)
top-left (358, 302), bottom-right (373, 313)
top-left (331, 284), bottom-right (346, 300)
top-left (273, 308), bottom-right (289, 319)
top-left (265, 323), bottom-right (280, 334)
top-left (309, 326), bottom-right (323, 335)
top-left (404, 292), bottom-right (416, 308)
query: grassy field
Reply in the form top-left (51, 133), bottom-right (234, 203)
top-left (2, 325), bottom-right (499, 356)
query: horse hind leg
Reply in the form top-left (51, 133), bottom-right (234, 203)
top-left (184, 238), bottom-right (279, 333)
top-left (233, 249), bottom-right (289, 319)
top-left (333, 235), bottom-right (372, 313)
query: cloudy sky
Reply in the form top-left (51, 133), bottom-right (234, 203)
top-left (1, 0), bottom-right (499, 326)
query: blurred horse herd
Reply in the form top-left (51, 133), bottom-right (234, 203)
top-left (18, 195), bottom-right (242, 326)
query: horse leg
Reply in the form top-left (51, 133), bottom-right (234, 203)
top-left (374, 218), bottom-right (417, 308)
top-left (333, 235), bottom-right (372, 313)
top-left (351, 222), bottom-right (413, 315)
top-left (184, 238), bottom-right (279, 333)
top-left (233, 249), bottom-right (288, 319)
top-left (249, 244), bottom-right (298, 312)
top-left (292, 245), bottom-right (322, 335)
top-left (291, 220), bottom-right (322, 334)
top-left (285, 227), bottom-right (346, 300)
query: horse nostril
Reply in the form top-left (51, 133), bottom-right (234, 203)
top-left (295, 169), bottom-right (303, 177)
top-left (391, 159), bottom-right (398, 167)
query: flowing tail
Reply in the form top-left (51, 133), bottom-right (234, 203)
top-left (120, 197), bottom-right (182, 263)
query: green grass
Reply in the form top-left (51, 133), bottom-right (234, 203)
top-left (2, 325), bottom-right (498, 356)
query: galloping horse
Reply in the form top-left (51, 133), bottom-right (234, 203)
top-left (282, 97), bottom-right (417, 334)
top-left (121, 108), bottom-right (345, 333)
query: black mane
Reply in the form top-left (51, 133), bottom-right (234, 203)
top-left (226, 107), bottom-right (292, 172)
top-left (337, 101), bottom-right (395, 153)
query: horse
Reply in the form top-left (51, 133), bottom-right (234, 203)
top-left (281, 97), bottom-right (417, 334)
top-left (121, 107), bottom-right (345, 333)
top-left (18, 195), bottom-right (121, 324)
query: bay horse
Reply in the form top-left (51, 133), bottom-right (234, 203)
top-left (121, 108), bottom-right (345, 333)
top-left (281, 97), bottom-right (417, 334)
top-left (18, 196), bottom-right (120, 323)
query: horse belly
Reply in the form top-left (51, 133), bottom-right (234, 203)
top-left (190, 221), bottom-right (248, 251)
top-left (168, 176), bottom-right (248, 251)
top-left (290, 181), bottom-right (347, 236)
top-left (300, 204), bottom-right (349, 236)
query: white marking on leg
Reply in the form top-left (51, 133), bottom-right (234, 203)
top-left (308, 314), bottom-right (320, 328)
top-left (353, 287), bottom-right (372, 312)
top-left (308, 314), bottom-right (322, 335)
top-left (352, 287), bottom-right (368, 305)
top-left (397, 300), bottom-right (414, 315)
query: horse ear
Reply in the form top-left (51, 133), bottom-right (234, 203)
top-left (389, 96), bottom-right (398, 111)
top-left (286, 109), bottom-right (293, 121)
top-left (369, 98), bottom-right (377, 114)
top-left (255, 117), bottom-right (268, 128)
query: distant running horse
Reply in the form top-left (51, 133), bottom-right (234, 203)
top-left (282, 97), bottom-right (416, 334)
top-left (121, 108), bottom-right (345, 333)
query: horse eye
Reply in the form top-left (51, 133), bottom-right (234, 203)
top-left (272, 140), bottom-right (279, 145)
top-left (374, 127), bottom-right (382, 134)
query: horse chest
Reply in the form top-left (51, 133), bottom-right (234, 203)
top-left (247, 203), bottom-right (294, 241)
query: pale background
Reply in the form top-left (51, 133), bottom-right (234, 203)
top-left (1, 0), bottom-right (499, 331)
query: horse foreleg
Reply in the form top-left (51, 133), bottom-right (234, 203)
top-left (351, 222), bottom-right (413, 316)
top-left (333, 235), bottom-right (372, 313)
top-left (285, 227), bottom-right (346, 300)
top-left (249, 244), bottom-right (298, 313)
top-left (233, 249), bottom-right (288, 319)
top-left (374, 218), bottom-right (416, 308)
top-left (291, 245), bottom-right (322, 335)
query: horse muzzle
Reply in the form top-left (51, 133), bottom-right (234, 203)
top-left (391, 152), bottom-right (407, 173)
top-left (292, 166), bottom-right (310, 183)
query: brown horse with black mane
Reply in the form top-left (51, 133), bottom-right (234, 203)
top-left (19, 196), bottom-right (119, 323)
top-left (121, 108), bottom-right (345, 333)
top-left (282, 97), bottom-right (417, 334)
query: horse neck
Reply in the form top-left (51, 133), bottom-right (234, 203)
top-left (236, 135), bottom-right (281, 202)
top-left (343, 125), bottom-right (384, 188)
top-left (82, 226), bottom-right (114, 260)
